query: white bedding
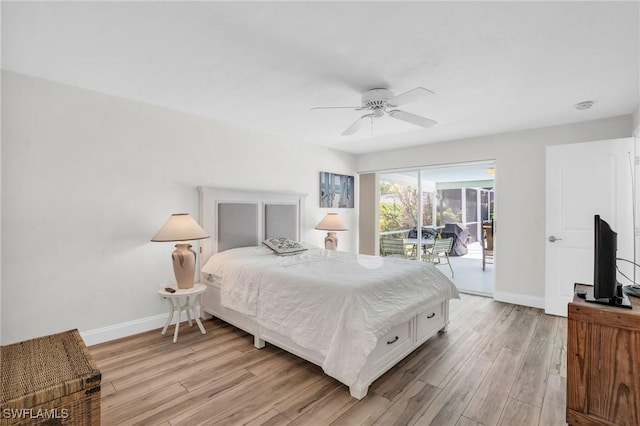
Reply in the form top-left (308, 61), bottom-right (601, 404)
top-left (201, 246), bottom-right (459, 385)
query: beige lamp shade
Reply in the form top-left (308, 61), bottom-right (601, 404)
top-left (152, 213), bottom-right (210, 289)
top-left (151, 213), bottom-right (210, 242)
top-left (314, 213), bottom-right (348, 231)
top-left (315, 213), bottom-right (348, 250)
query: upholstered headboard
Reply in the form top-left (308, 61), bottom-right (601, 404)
top-left (197, 187), bottom-right (307, 264)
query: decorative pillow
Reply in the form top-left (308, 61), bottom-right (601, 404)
top-left (262, 238), bottom-right (307, 256)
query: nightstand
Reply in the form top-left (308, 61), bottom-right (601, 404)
top-left (158, 283), bottom-right (207, 343)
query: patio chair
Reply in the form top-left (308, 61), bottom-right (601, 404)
top-left (482, 221), bottom-right (494, 270)
top-left (380, 238), bottom-right (418, 259)
top-left (424, 237), bottom-right (454, 277)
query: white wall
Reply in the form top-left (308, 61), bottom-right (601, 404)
top-left (358, 115), bottom-right (634, 308)
top-left (632, 103), bottom-right (639, 271)
top-left (0, 6), bottom-right (4, 345)
top-left (0, 71), bottom-right (357, 344)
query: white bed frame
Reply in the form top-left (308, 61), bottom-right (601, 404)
top-left (197, 187), bottom-right (450, 399)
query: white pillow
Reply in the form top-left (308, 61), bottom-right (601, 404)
top-left (262, 238), bottom-right (307, 256)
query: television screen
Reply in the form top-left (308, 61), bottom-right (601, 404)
top-left (588, 215), bottom-right (631, 308)
top-left (594, 215), bottom-right (617, 300)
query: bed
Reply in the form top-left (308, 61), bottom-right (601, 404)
top-left (197, 187), bottom-right (459, 399)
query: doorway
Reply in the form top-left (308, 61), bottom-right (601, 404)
top-left (378, 161), bottom-right (496, 295)
top-left (545, 138), bottom-right (634, 316)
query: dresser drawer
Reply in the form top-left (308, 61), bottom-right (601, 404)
top-left (416, 303), bottom-right (445, 341)
top-left (370, 320), bottom-right (413, 370)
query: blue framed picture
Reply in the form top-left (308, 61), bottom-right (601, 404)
top-left (319, 172), bottom-right (354, 208)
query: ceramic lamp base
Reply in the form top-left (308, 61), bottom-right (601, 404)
top-left (324, 232), bottom-right (338, 250)
top-left (172, 243), bottom-right (196, 289)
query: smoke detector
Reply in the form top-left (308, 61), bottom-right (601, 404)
top-left (574, 100), bottom-right (594, 110)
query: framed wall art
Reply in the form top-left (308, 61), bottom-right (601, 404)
top-left (319, 172), bottom-right (354, 208)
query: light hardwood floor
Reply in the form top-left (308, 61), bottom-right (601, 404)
top-left (91, 294), bottom-right (567, 425)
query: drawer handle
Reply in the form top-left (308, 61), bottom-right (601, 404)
top-left (387, 336), bottom-right (399, 345)
top-left (427, 312), bottom-right (436, 319)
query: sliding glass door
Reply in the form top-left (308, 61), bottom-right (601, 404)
top-left (375, 162), bottom-right (496, 294)
top-left (379, 172), bottom-right (419, 240)
top-left (378, 177), bottom-right (494, 247)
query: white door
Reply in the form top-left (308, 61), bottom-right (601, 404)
top-left (545, 138), bottom-right (634, 316)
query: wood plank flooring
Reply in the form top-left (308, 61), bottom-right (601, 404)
top-left (91, 294), bottom-right (567, 425)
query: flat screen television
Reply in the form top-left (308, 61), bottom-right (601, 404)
top-left (586, 215), bottom-right (631, 308)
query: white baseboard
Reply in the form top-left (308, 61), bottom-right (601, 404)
top-left (80, 311), bottom-right (192, 346)
top-left (493, 291), bottom-right (545, 310)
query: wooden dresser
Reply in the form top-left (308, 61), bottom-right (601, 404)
top-left (567, 285), bottom-right (640, 426)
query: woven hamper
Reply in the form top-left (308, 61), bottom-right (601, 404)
top-left (1, 330), bottom-right (101, 426)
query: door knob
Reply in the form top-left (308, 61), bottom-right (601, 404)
top-left (548, 236), bottom-right (563, 242)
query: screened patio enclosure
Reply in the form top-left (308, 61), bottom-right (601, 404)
top-left (378, 162), bottom-right (496, 294)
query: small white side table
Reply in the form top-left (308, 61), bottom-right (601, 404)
top-left (158, 283), bottom-right (207, 343)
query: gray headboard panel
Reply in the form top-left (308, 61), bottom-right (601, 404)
top-left (198, 187), bottom-right (307, 265)
top-left (217, 203), bottom-right (259, 252)
top-left (265, 204), bottom-right (298, 240)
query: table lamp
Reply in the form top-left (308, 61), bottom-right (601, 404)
top-left (315, 213), bottom-right (348, 250)
top-left (151, 213), bottom-right (210, 289)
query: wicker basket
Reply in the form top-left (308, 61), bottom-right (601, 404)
top-left (0, 330), bottom-right (101, 426)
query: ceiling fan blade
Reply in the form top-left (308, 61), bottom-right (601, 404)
top-left (342, 114), bottom-right (373, 136)
top-left (388, 110), bottom-right (437, 128)
top-left (387, 87), bottom-right (435, 107)
top-left (310, 106), bottom-right (360, 110)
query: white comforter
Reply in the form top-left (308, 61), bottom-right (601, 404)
top-left (201, 246), bottom-right (459, 385)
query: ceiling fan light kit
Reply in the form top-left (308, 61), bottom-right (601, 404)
top-left (312, 87), bottom-right (438, 136)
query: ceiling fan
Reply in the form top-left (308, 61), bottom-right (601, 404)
top-left (311, 87), bottom-right (437, 136)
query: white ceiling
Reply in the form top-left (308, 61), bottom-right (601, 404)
top-left (2, 1), bottom-right (638, 155)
